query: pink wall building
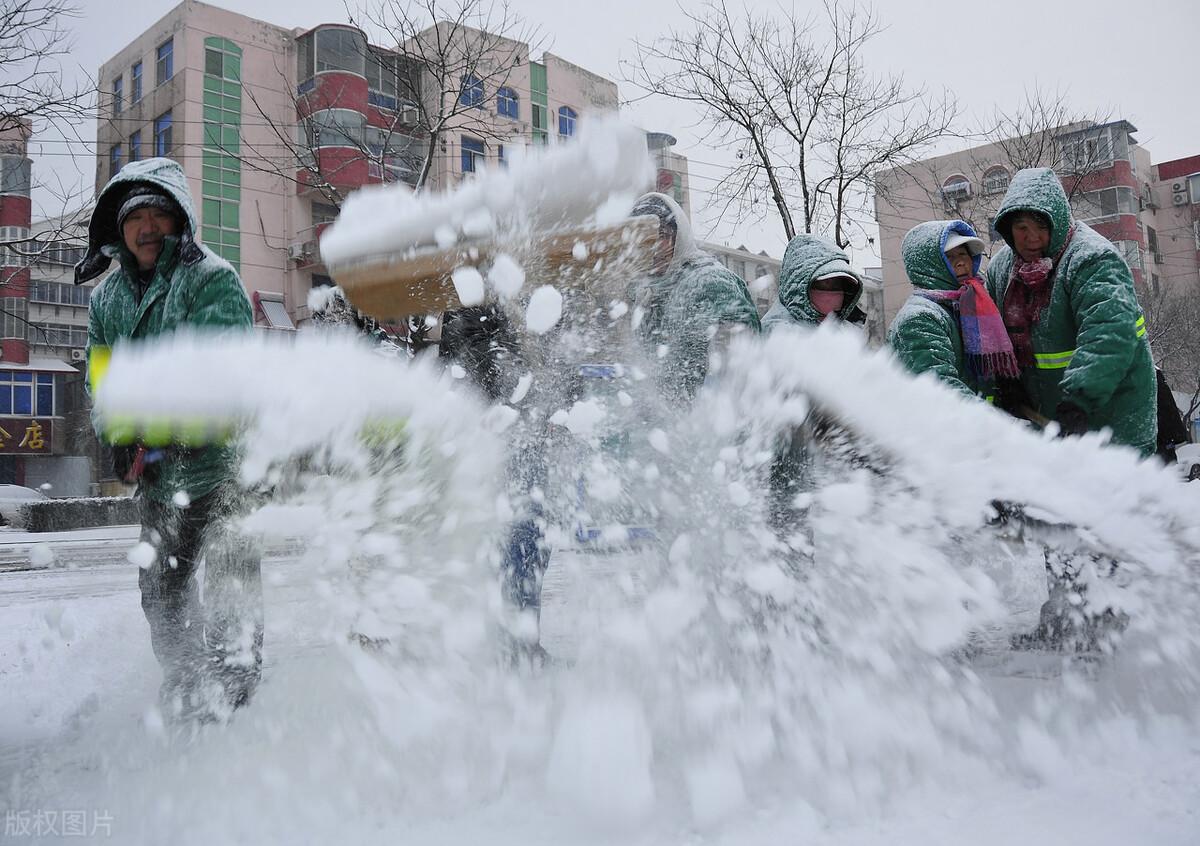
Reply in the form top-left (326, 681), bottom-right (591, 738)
top-left (874, 120), bottom-right (1198, 326)
top-left (95, 0), bottom-right (622, 329)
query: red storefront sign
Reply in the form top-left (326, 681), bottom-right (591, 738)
top-left (0, 418), bottom-right (52, 454)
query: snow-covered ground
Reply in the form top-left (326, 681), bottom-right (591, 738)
top-left (3, 325), bottom-right (1199, 844)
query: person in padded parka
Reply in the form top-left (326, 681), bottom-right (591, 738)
top-left (985, 168), bottom-right (1156, 455)
top-left (889, 220), bottom-right (1019, 398)
top-left (630, 192), bottom-right (761, 403)
top-left (78, 157), bottom-right (261, 722)
top-left (761, 233), bottom-right (866, 333)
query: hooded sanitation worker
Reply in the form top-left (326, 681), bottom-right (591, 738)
top-left (629, 192), bottom-right (761, 402)
top-left (77, 157), bottom-right (261, 724)
top-left (985, 167), bottom-right (1156, 455)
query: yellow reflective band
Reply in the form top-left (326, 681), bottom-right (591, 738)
top-left (88, 346), bottom-right (111, 393)
top-left (1034, 349), bottom-right (1075, 369)
top-left (1135, 315), bottom-right (1146, 338)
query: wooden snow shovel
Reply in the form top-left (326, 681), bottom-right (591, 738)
top-left (326, 216), bottom-right (661, 323)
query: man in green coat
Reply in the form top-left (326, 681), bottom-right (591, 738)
top-left (77, 157), bottom-right (261, 721)
top-left (986, 167), bottom-right (1156, 456)
top-left (630, 193), bottom-right (761, 403)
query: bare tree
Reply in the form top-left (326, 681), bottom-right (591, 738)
top-left (0, 0), bottom-right (93, 127)
top-left (0, 0), bottom-right (96, 343)
top-left (226, 0), bottom-right (541, 207)
top-left (1142, 280), bottom-right (1200, 432)
top-left (624, 0), bottom-right (957, 248)
top-left (350, 0), bottom-right (542, 191)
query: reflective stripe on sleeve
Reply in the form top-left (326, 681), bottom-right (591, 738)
top-left (1034, 350), bottom-right (1075, 369)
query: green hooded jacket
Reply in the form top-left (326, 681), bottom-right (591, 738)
top-left (888, 220), bottom-right (984, 398)
top-left (80, 157), bottom-right (253, 503)
top-left (984, 167), bottom-right (1156, 455)
top-left (632, 193), bottom-right (761, 402)
top-left (761, 234), bottom-right (864, 332)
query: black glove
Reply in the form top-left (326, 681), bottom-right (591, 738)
top-left (995, 378), bottom-right (1032, 417)
top-left (111, 445), bottom-right (138, 480)
top-left (1054, 401), bottom-right (1089, 438)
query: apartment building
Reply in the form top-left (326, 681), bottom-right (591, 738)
top-left (95, 0), bottom-right (622, 327)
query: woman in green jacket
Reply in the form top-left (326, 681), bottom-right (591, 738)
top-left (985, 168), bottom-right (1156, 456)
top-left (889, 220), bottom-right (1018, 398)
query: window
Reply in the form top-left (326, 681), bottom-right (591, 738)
top-left (0, 227), bottom-right (30, 266)
top-left (459, 74), bottom-right (483, 108)
top-left (27, 322), bottom-right (88, 349)
top-left (1113, 239), bottom-right (1142, 271)
top-left (1147, 226), bottom-right (1159, 260)
top-left (30, 280), bottom-right (90, 306)
top-left (0, 157), bottom-right (31, 196)
top-left (306, 109), bottom-right (364, 148)
top-left (315, 27), bottom-right (366, 75)
top-left (205, 40), bottom-right (242, 81)
top-left (156, 38), bottom-right (173, 86)
top-left (0, 298), bottom-right (26, 340)
top-left (131, 61), bottom-right (142, 103)
top-left (987, 217), bottom-right (1001, 243)
top-left (497, 87), bottom-right (518, 119)
top-left (312, 202), bottom-right (338, 227)
top-left (31, 244), bottom-right (85, 269)
top-left (112, 77), bottom-right (123, 114)
top-left (460, 136), bottom-right (484, 173)
top-left (110, 144), bottom-right (122, 178)
top-left (1189, 173), bottom-right (1200, 205)
top-left (366, 49), bottom-right (399, 99)
top-left (201, 37), bottom-right (243, 269)
top-left (364, 125), bottom-right (414, 158)
top-left (558, 106), bottom-right (577, 137)
top-left (297, 32), bottom-right (314, 83)
top-left (129, 130), bottom-right (141, 163)
top-left (498, 144), bottom-right (507, 168)
top-left (530, 61), bottom-right (548, 144)
top-left (941, 175), bottom-right (970, 210)
top-left (982, 166), bottom-right (1009, 196)
top-left (1060, 131), bottom-right (1114, 172)
top-left (0, 370), bottom-right (54, 415)
top-left (154, 111), bottom-right (172, 156)
top-left (1077, 187), bottom-right (1137, 221)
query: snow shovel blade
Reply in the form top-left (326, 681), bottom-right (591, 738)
top-left (327, 217), bottom-right (660, 323)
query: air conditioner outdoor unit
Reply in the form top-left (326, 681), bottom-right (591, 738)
top-left (1171, 181), bottom-right (1185, 193)
top-left (1173, 191), bottom-right (1189, 207)
top-left (69, 348), bottom-right (86, 362)
top-left (287, 243), bottom-right (309, 261)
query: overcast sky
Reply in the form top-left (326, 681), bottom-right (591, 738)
top-left (29, 0), bottom-right (1200, 265)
